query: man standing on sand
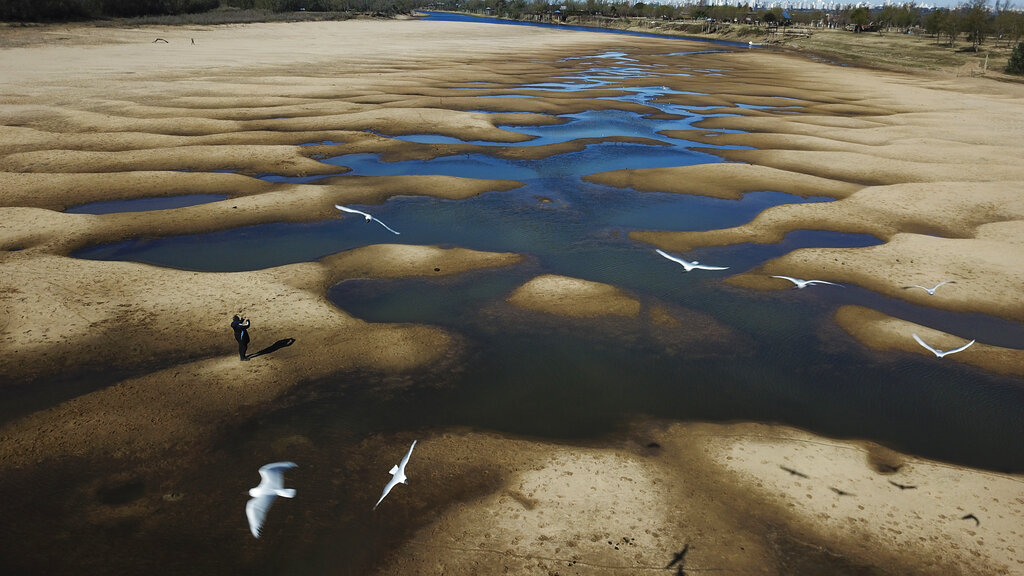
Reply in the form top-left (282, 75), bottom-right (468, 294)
top-left (231, 315), bottom-right (251, 361)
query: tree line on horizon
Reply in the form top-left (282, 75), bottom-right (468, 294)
top-left (2, 0), bottom-right (1022, 72)
top-left (0, 0), bottom-right (416, 21)
top-left (3, 0), bottom-right (1021, 42)
top-left (447, 0), bottom-right (1022, 47)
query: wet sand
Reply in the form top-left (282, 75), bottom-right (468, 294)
top-left (507, 274), bottom-right (641, 318)
top-left (1, 16), bottom-right (1022, 576)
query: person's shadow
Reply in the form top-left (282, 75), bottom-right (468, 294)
top-left (246, 338), bottom-right (296, 360)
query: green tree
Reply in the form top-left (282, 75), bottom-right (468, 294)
top-left (506, 0), bottom-right (526, 18)
top-left (925, 7), bottom-right (947, 42)
top-left (959, 0), bottom-right (991, 49)
top-left (1007, 40), bottom-right (1024, 73)
top-left (878, 4), bottom-right (898, 31)
top-left (849, 6), bottom-right (870, 29)
top-left (654, 3), bottom-right (675, 20)
top-left (893, 4), bottom-right (921, 31)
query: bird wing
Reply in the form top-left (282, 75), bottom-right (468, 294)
top-left (257, 462), bottom-right (296, 490)
top-left (693, 263), bottom-right (729, 271)
top-left (654, 248), bottom-right (688, 267)
top-left (771, 275), bottom-right (802, 285)
top-left (372, 218), bottom-right (401, 235)
top-left (930, 281), bottom-right (949, 291)
top-left (399, 440), bottom-right (417, 470)
top-left (911, 333), bottom-right (941, 357)
top-left (806, 280), bottom-right (842, 287)
top-left (246, 495), bottom-right (274, 538)
top-left (335, 204), bottom-right (370, 218)
top-left (944, 339), bottom-right (975, 356)
top-left (374, 477), bottom-right (399, 510)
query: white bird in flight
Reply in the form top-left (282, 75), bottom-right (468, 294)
top-left (246, 462), bottom-right (297, 538)
top-left (335, 204), bottom-right (400, 235)
top-left (904, 281), bottom-right (952, 295)
top-left (771, 275), bottom-right (843, 289)
top-left (912, 333), bottom-right (975, 358)
top-left (374, 440), bottom-right (417, 510)
top-left (655, 249), bottom-right (729, 272)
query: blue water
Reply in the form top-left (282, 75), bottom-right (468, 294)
top-left (68, 38), bottom-right (1024, 477)
top-left (12, 16), bottom-right (1024, 576)
top-left (73, 187), bottom-right (834, 272)
top-left (65, 194), bottom-right (228, 214)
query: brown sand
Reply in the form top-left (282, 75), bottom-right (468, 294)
top-left (506, 274), bottom-right (641, 318)
top-left (835, 305), bottom-right (1024, 377)
top-left (1, 16), bottom-right (1022, 576)
top-left (599, 51), bottom-right (1024, 371)
top-left (375, 421), bottom-right (1024, 576)
top-left (704, 422), bottom-right (1024, 575)
top-left (372, 427), bottom-right (773, 576)
top-left (585, 162), bottom-right (862, 200)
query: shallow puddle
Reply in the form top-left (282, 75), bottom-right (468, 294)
top-left (65, 194), bottom-right (229, 214)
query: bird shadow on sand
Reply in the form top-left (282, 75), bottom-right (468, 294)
top-left (247, 338), bottom-right (296, 359)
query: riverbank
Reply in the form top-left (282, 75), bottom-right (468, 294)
top-left (445, 10), bottom-right (1022, 80)
top-left (1, 16), bottom-right (1022, 576)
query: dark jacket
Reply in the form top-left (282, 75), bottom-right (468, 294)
top-left (231, 318), bottom-right (250, 343)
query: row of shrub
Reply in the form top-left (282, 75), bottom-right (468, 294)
top-left (222, 0), bottom-right (414, 12)
top-left (1, 0), bottom-right (222, 20)
top-left (0, 0), bottom-right (418, 21)
top-left (452, 0), bottom-right (1024, 49)
top-left (1009, 41), bottom-right (1024, 73)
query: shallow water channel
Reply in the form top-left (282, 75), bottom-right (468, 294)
top-left (31, 14), bottom-right (1024, 576)
top-left (70, 41), bottom-right (1024, 475)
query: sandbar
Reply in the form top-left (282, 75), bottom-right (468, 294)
top-left (506, 274), bottom-right (641, 318)
top-left (1, 15), bottom-right (1022, 576)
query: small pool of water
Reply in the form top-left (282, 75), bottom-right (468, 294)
top-left (327, 143), bottom-right (724, 180)
top-left (72, 185), bottom-right (835, 273)
top-left (65, 194), bottom-right (229, 214)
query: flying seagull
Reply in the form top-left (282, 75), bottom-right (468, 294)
top-left (771, 275), bottom-right (843, 289)
top-left (246, 462), bottom-right (297, 538)
top-left (374, 440), bottom-right (417, 510)
top-left (903, 281), bottom-right (952, 295)
top-left (654, 249), bottom-right (728, 272)
top-left (912, 333), bottom-right (975, 358)
top-left (335, 204), bottom-right (400, 235)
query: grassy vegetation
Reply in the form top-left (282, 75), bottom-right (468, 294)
top-left (774, 27), bottom-right (1018, 77)
top-left (542, 12), bottom-right (1017, 78)
top-left (2, 0), bottom-right (1021, 81)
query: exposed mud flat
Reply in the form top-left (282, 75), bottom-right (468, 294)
top-left (1, 16), bottom-right (1022, 576)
